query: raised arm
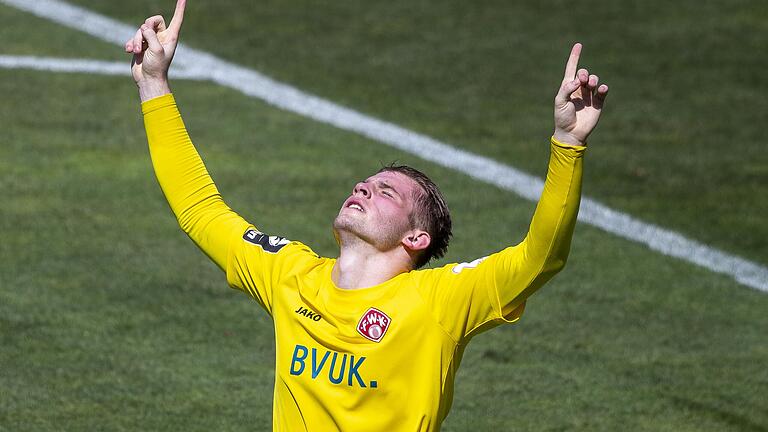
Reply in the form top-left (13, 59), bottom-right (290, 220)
top-left (376, 44), bottom-right (609, 342)
top-left (126, 0), bottom-right (250, 270)
top-left (499, 43), bottom-right (609, 304)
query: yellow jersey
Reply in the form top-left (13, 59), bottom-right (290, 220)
top-left (142, 94), bottom-right (585, 431)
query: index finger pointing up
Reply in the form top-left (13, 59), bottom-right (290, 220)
top-left (563, 42), bottom-right (582, 80)
top-left (168, 0), bottom-right (187, 35)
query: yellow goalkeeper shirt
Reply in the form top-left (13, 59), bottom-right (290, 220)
top-left (142, 94), bottom-right (585, 431)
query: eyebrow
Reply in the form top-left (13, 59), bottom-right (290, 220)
top-left (365, 179), bottom-right (402, 198)
top-left (380, 181), bottom-right (401, 195)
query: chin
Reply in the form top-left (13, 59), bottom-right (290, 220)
top-left (333, 215), bottom-right (378, 246)
top-left (332, 213), bottom-right (353, 231)
top-left (333, 214), bottom-right (362, 236)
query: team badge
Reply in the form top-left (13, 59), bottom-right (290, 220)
top-left (357, 307), bottom-right (391, 343)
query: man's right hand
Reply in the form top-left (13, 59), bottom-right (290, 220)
top-left (125, 0), bottom-right (187, 102)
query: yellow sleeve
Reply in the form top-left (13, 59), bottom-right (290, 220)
top-left (415, 137), bottom-right (584, 342)
top-left (142, 94), bottom-right (314, 314)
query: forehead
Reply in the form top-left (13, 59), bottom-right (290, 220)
top-left (366, 171), bottom-right (421, 196)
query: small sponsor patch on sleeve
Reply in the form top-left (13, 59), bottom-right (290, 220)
top-left (451, 256), bottom-right (488, 274)
top-left (243, 229), bottom-right (291, 253)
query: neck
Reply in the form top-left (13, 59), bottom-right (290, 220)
top-left (332, 235), bottom-right (412, 289)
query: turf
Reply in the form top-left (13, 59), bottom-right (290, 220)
top-left (62, 0), bottom-right (768, 264)
top-left (1, 1), bottom-right (767, 431)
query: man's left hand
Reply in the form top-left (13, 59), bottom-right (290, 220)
top-left (553, 43), bottom-right (609, 146)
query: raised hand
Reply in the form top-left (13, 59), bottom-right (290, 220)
top-left (553, 43), bottom-right (609, 146)
top-left (124, 0), bottom-right (186, 101)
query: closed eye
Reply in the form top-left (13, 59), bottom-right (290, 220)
top-left (377, 181), bottom-right (401, 199)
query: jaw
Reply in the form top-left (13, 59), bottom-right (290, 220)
top-left (333, 213), bottom-right (405, 253)
top-left (333, 213), bottom-right (371, 246)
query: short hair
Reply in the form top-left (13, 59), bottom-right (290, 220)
top-left (378, 164), bottom-right (452, 269)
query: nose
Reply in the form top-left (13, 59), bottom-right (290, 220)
top-left (353, 182), bottom-right (370, 198)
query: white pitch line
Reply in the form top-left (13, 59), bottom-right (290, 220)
top-left (0, 55), bottom-right (207, 80)
top-left (1, 0), bottom-right (766, 292)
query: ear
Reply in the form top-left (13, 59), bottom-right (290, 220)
top-left (402, 230), bottom-right (431, 253)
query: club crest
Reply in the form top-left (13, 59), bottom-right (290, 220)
top-left (357, 307), bottom-right (391, 343)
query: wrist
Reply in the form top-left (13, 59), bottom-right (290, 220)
top-left (552, 130), bottom-right (586, 147)
top-left (137, 79), bottom-right (171, 102)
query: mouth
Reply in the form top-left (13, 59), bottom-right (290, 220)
top-left (345, 199), bottom-right (365, 212)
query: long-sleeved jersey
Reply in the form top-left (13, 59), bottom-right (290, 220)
top-left (142, 94), bottom-right (585, 431)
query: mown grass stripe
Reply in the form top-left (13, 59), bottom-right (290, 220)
top-left (2, 0), bottom-right (766, 291)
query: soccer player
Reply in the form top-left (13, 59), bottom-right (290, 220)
top-left (126, 1), bottom-right (608, 430)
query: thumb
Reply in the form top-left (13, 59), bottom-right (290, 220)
top-left (555, 78), bottom-right (580, 107)
top-left (140, 25), bottom-right (163, 54)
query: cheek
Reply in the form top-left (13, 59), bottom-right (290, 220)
top-left (379, 202), bottom-right (411, 228)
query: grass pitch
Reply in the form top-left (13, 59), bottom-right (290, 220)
top-left (1, 1), bottom-right (767, 430)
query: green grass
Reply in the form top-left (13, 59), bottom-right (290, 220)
top-left (1, 1), bottom-right (767, 431)
top-left (63, 0), bottom-right (768, 264)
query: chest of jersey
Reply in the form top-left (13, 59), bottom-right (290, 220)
top-left (267, 262), bottom-right (458, 429)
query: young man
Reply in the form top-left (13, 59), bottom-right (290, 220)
top-left (126, 1), bottom-right (608, 430)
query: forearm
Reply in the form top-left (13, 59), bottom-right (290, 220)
top-left (142, 93), bottom-right (250, 270)
top-left (492, 137), bottom-right (584, 314)
top-left (523, 137), bottom-right (584, 274)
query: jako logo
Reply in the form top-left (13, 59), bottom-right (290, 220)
top-left (357, 307), bottom-right (391, 343)
top-left (294, 306), bottom-right (322, 322)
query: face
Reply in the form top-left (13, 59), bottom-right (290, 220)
top-left (333, 171), bottom-right (421, 250)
